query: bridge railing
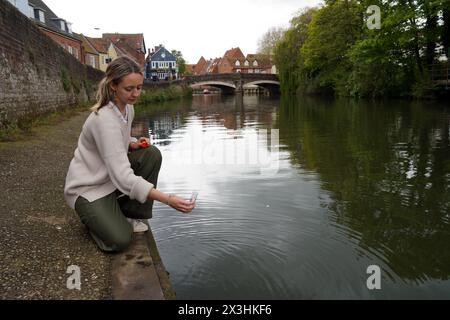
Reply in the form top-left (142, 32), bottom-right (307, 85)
top-left (184, 73), bottom-right (279, 83)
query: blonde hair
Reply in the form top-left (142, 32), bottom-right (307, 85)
top-left (91, 56), bottom-right (143, 114)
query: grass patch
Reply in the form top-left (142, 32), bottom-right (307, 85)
top-left (0, 103), bottom-right (91, 142)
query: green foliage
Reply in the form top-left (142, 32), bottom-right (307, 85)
top-left (300, 0), bottom-right (362, 95)
top-left (274, 7), bottom-right (318, 95)
top-left (137, 85), bottom-right (192, 105)
top-left (274, 0), bottom-right (450, 98)
top-left (171, 50), bottom-right (187, 76)
top-left (61, 68), bottom-right (71, 92)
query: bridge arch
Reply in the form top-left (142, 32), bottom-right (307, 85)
top-left (186, 74), bottom-right (280, 95)
top-left (190, 81), bottom-right (236, 94)
top-left (190, 81), bottom-right (236, 89)
top-left (245, 80), bottom-right (280, 87)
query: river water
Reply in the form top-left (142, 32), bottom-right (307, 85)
top-left (133, 94), bottom-right (450, 299)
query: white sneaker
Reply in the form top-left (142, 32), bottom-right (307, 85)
top-left (127, 219), bottom-right (149, 233)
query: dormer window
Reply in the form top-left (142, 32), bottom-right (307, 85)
top-left (235, 60), bottom-right (240, 67)
top-left (66, 22), bottom-right (73, 34)
top-left (253, 60), bottom-right (258, 67)
top-left (34, 8), bottom-right (45, 23)
top-left (244, 60), bottom-right (249, 66)
top-left (60, 20), bottom-right (66, 31)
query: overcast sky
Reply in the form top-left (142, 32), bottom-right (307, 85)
top-left (43, 0), bottom-right (323, 64)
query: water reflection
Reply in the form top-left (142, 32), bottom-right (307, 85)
top-left (133, 95), bottom-right (450, 299)
top-left (278, 97), bottom-right (450, 283)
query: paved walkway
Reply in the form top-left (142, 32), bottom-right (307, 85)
top-left (0, 110), bottom-right (174, 299)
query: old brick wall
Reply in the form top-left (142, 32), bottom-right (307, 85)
top-left (0, 0), bottom-right (104, 129)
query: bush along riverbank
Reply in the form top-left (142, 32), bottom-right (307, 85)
top-left (274, 0), bottom-right (450, 99)
top-left (137, 83), bottom-right (193, 105)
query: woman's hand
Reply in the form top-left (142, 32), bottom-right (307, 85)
top-left (129, 137), bottom-right (151, 150)
top-left (168, 195), bottom-right (196, 214)
top-left (129, 141), bottom-right (140, 150)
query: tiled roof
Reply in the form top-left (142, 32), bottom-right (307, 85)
top-left (102, 33), bottom-right (145, 53)
top-left (102, 33), bottom-right (146, 67)
top-left (28, 0), bottom-right (80, 42)
top-left (223, 47), bottom-right (245, 59)
top-left (117, 40), bottom-right (144, 66)
top-left (111, 42), bottom-right (142, 67)
top-left (149, 47), bottom-right (176, 62)
top-left (231, 54), bottom-right (274, 69)
top-left (85, 37), bottom-right (108, 53)
top-left (78, 34), bottom-right (99, 55)
top-left (194, 56), bottom-right (207, 74)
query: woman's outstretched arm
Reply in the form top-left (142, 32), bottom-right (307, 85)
top-left (149, 188), bottom-right (195, 214)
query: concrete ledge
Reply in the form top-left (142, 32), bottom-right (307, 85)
top-left (111, 224), bottom-right (176, 300)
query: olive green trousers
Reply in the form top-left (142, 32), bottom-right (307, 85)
top-left (74, 145), bottom-right (162, 252)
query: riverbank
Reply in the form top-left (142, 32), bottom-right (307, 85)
top-left (0, 108), bottom-right (175, 299)
top-left (138, 83), bottom-right (193, 105)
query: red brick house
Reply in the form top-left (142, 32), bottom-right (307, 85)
top-left (193, 56), bottom-right (207, 75)
top-left (79, 34), bottom-right (100, 69)
top-left (28, 0), bottom-right (83, 63)
top-left (84, 36), bottom-right (109, 71)
top-left (217, 47), bottom-right (245, 74)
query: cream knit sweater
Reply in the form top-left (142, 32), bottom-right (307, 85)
top-left (64, 102), bottom-right (154, 210)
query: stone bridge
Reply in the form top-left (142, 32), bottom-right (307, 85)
top-left (184, 73), bottom-right (280, 94)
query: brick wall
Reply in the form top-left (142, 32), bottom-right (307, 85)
top-left (0, 0), bottom-right (104, 129)
top-left (40, 28), bottom-right (84, 63)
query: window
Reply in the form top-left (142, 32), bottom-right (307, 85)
top-left (34, 9), bottom-right (45, 23)
top-left (68, 46), bottom-right (73, 55)
top-left (74, 48), bottom-right (78, 59)
top-left (235, 60), bottom-right (240, 66)
top-left (60, 20), bottom-right (65, 31)
top-left (244, 60), bottom-right (249, 66)
top-left (253, 60), bottom-right (258, 67)
top-left (90, 55), bottom-right (96, 67)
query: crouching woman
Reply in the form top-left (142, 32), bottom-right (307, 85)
top-left (64, 56), bottom-right (195, 252)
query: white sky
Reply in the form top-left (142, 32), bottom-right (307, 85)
top-left (43, 0), bottom-right (322, 64)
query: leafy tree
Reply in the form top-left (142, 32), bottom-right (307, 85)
top-left (257, 26), bottom-right (286, 55)
top-left (442, 1), bottom-right (450, 58)
top-left (171, 50), bottom-right (186, 76)
top-left (273, 7), bottom-right (317, 94)
top-left (275, 0), bottom-right (448, 98)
